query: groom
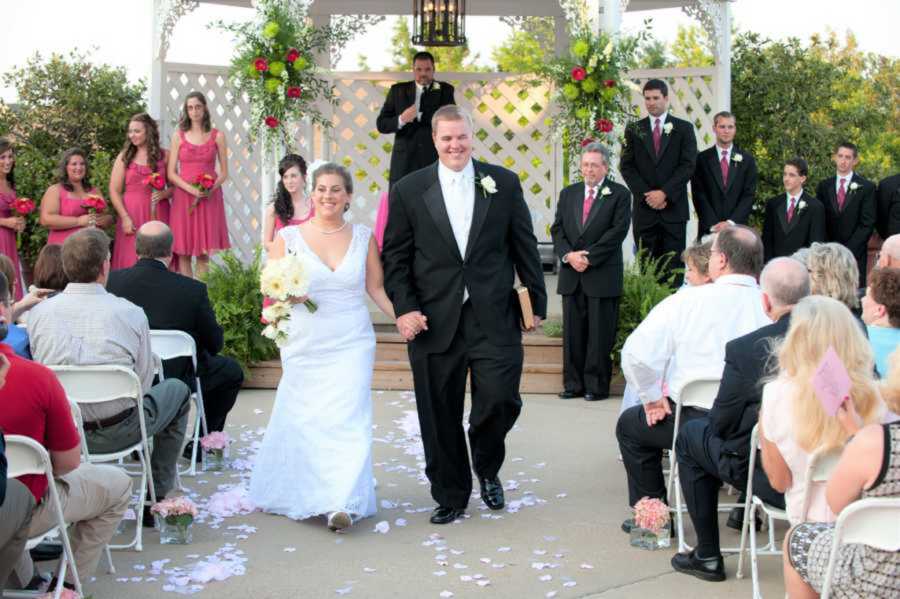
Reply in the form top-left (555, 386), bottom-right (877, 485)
top-left (382, 105), bottom-right (547, 524)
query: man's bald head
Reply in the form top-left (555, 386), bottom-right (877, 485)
top-left (135, 221), bottom-right (174, 260)
top-left (760, 257), bottom-right (810, 317)
top-left (880, 234), bottom-right (900, 268)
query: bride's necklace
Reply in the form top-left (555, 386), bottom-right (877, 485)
top-left (309, 219), bottom-right (347, 235)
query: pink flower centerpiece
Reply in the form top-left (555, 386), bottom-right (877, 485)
top-left (630, 496), bottom-right (671, 550)
top-left (200, 431), bottom-right (231, 471)
top-left (151, 496), bottom-right (198, 544)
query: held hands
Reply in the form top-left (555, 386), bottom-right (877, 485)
top-left (644, 190), bottom-right (667, 210)
top-left (400, 104), bottom-right (418, 125)
top-left (836, 396), bottom-right (862, 437)
top-left (396, 310), bottom-right (428, 342)
top-left (566, 250), bottom-right (590, 273)
top-left (4, 216), bottom-right (25, 233)
top-left (644, 398), bottom-right (672, 427)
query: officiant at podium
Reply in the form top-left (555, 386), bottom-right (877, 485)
top-left (376, 51), bottom-right (456, 188)
top-left (551, 142), bottom-right (631, 401)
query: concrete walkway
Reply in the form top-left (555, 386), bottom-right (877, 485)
top-left (84, 390), bottom-right (784, 598)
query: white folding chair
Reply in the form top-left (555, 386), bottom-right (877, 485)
top-left (3, 435), bottom-right (82, 599)
top-left (149, 330), bottom-right (208, 476)
top-left (820, 497), bottom-right (900, 599)
top-left (665, 378), bottom-right (721, 552)
top-left (49, 365), bottom-right (155, 552)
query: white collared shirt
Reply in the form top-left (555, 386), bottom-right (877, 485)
top-left (716, 144), bottom-right (733, 162)
top-left (786, 189), bottom-right (804, 214)
top-left (439, 159), bottom-right (476, 302)
top-left (585, 177), bottom-right (605, 201)
top-left (650, 111), bottom-right (669, 132)
top-left (835, 172), bottom-right (854, 194)
top-left (621, 274), bottom-right (770, 404)
top-left (398, 82), bottom-right (426, 129)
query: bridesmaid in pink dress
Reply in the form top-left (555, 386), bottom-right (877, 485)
top-left (262, 154), bottom-right (315, 252)
top-left (167, 91), bottom-right (230, 278)
top-left (109, 113), bottom-right (174, 270)
top-left (0, 138), bottom-right (25, 300)
top-left (40, 148), bottom-right (113, 245)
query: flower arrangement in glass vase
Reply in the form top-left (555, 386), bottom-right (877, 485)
top-left (151, 496), bottom-right (199, 545)
top-left (630, 496), bottom-right (672, 550)
top-left (199, 431), bottom-right (231, 471)
top-left (259, 253), bottom-right (317, 347)
top-left (215, 0), bottom-right (380, 152)
top-left (541, 0), bottom-right (648, 173)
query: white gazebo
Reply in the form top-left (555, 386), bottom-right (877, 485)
top-left (151, 0), bottom-right (735, 263)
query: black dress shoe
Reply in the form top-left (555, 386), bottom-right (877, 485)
top-left (479, 476), bottom-right (505, 510)
top-left (143, 505), bottom-right (157, 528)
top-left (584, 393), bottom-right (608, 401)
top-left (557, 390), bottom-right (583, 399)
top-left (29, 541), bottom-right (63, 562)
top-left (726, 506), bottom-right (761, 531)
top-left (429, 506), bottom-right (465, 525)
top-left (671, 550), bottom-right (726, 582)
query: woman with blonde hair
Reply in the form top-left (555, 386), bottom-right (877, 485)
top-left (781, 348), bottom-right (900, 598)
top-left (759, 295), bottom-right (884, 525)
top-left (804, 242), bottom-right (860, 312)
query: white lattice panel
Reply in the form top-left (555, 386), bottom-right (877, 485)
top-left (162, 64), bottom-right (261, 263)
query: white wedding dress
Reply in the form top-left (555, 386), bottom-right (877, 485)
top-left (249, 223), bottom-right (377, 521)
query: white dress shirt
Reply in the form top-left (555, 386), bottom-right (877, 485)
top-left (835, 171), bottom-right (854, 194)
top-left (398, 83), bottom-right (425, 129)
top-left (621, 274), bottom-right (771, 404)
top-left (716, 144), bottom-right (733, 162)
top-left (438, 159), bottom-right (476, 302)
top-left (650, 111), bottom-right (669, 131)
top-left (786, 189), bottom-right (804, 214)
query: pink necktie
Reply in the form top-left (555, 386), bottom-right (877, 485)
top-left (582, 187), bottom-right (595, 224)
top-left (720, 150), bottom-right (729, 185)
top-left (652, 118), bottom-right (662, 155)
top-left (787, 196), bottom-right (797, 222)
top-left (837, 178), bottom-right (847, 211)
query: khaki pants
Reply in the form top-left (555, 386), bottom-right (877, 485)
top-left (0, 479), bottom-right (35, 586)
top-left (12, 464), bottom-right (131, 586)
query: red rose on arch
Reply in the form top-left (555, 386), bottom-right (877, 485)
top-left (604, 79), bottom-right (617, 88)
top-left (595, 118), bottom-right (614, 133)
top-left (580, 137), bottom-right (595, 148)
top-left (285, 48), bottom-right (300, 63)
top-left (265, 116), bottom-right (280, 128)
top-left (254, 58), bottom-right (269, 72)
top-left (571, 66), bottom-right (587, 82)
top-left (286, 87), bottom-right (302, 99)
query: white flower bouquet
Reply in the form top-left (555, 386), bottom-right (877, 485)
top-left (260, 254), bottom-right (317, 347)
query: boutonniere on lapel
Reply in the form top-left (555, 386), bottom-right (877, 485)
top-left (848, 181), bottom-right (859, 192)
top-left (475, 173), bottom-right (497, 197)
top-left (600, 186), bottom-right (612, 197)
top-left (732, 153), bottom-right (743, 163)
top-left (430, 81), bottom-right (441, 92)
top-left (663, 122), bottom-right (674, 135)
top-left (797, 200), bottom-right (807, 213)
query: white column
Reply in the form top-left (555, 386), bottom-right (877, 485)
top-left (713, 0), bottom-right (732, 111)
top-left (599, 0), bottom-right (623, 34)
top-left (150, 0), bottom-right (165, 121)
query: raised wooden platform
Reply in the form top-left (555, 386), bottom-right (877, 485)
top-left (244, 330), bottom-right (565, 394)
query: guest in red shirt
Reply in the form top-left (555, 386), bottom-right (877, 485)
top-left (0, 271), bottom-right (131, 591)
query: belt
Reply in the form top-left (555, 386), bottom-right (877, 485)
top-left (82, 408), bottom-right (135, 432)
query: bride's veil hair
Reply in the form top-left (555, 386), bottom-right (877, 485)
top-left (272, 154), bottom-right (308, 225)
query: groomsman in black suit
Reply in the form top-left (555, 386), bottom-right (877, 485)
top-left (876, 172), bottom-right (900, 239)
top-left (690, 111), bottom-right (757, 239)
top-left (762, 158), bottom-right (826, 262)
top-left (815, 142), bottom-right (876, 288)
top-left (376, 51), bottom-right (456, 188)
top-left (551, 142), bottom-right (631, 401)
top-left (620, 79), bottom-right (698, 284)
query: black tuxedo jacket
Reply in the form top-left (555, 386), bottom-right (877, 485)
top-left (815, 174), bottom-right (876, 260)
top-left (876, 173), bottom-right (900, 239)
top-left (691, 145), bottom-right (758, 237)
top-left (375, 80), bottom-right (456, 185)
top-left (708, 315), bottom-right (789, 483)
top-left (620, 114), bottom-right (698, 226)
top-left (107, 259), bottom-right (224, 380)
top-left (382, 161), bottom-right (547, 355)
top-left (550, 179), bottom-right (631, 298)
top-left (762, 191), bottom-right (826, 262)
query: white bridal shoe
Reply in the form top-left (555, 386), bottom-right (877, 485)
top-left (327, 511), bottom-right (352, 531)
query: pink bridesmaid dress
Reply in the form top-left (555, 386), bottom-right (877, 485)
top-left (0, 190), bottom-right (25, 300)
top-left (170, 129), bottom-right (230, 256)
top-left (111, 156), bottom-right (171, 270)
top-left (46, 186), bottom-right (102, 246)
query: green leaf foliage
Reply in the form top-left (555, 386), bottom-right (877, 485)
top-left (202, 248), bottom-right (278, 373)
top-left (613, 249), bottom-right (676, 366)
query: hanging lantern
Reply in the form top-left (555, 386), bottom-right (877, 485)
top-left (412, 0), bottom-right (467, 47)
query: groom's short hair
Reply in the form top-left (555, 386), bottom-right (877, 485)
top-left (643, 79), bottom-right (668, 97)
top-left (431, 105), bottom-right (473, 133)
top-left (62, 228), bottom-right (110, 283)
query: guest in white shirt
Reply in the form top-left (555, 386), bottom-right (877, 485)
top-left (616, 225), bottom-right (771, 527)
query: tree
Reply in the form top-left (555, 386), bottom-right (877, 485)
top-left (0, 51), bottom-right (146, 265)
top-left (491, 17), bottom-right (555, 73)
top-left (671, 25), bottom-right (714, 68)
top-left (635, 37), bottom-right (670, 69)
top-left (388, 17), bottom-right (487, 72)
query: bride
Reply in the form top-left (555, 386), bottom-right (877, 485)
top-left (249, 162), bottom-right (395, 531)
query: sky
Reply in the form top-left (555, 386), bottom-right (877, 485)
top-left (1, 0), bottom-right (898, 103)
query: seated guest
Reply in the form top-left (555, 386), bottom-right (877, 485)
top-left (32, 244), bottom-right (69, 292)
top-left (107, 221), bottom-right (243, 433)
top-left (0, 272), bottom-right (132, 591)
top-left (861, 267), bottom-right (900, 378)
top-left (762, 158), bottom-right (825, 262)
top-left (670, 257), bottom-right (810, 582)
top-left (876, 233), bottom-right (900, 268)
top-left (804, 242), bottom-right (862, 317)
top-left (616, 226), bottom-right (771, 528)
top-left (27, 228), bottom-right (190, 521)
top-left (759, 295), bottom-right (884, 526)
top-left (783, 349), bottom-right (900, 598)
top-left (0, 264), bottom-right (29, 359)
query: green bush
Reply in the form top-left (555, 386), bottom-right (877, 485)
top-left (541, 319), bottom-right (563, 338)
top-left (203, 248), bottom-right (278, 374)
top-left (613, 249), bottom-right (676, 367)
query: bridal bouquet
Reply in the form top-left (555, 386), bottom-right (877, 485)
top-left (260, 254), bottom-right (317, 347)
